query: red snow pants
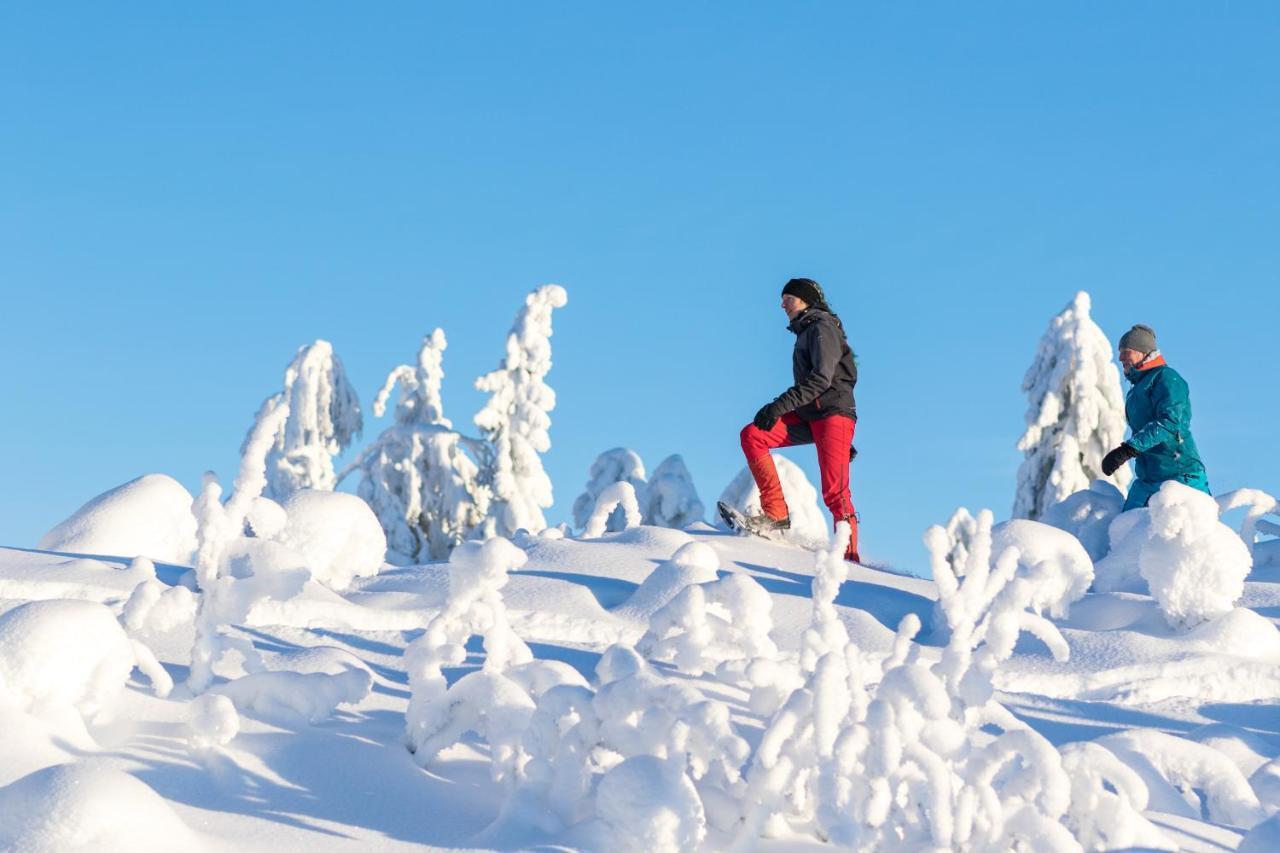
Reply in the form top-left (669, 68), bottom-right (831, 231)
top-left (739, 413), bottom-right (859, 560)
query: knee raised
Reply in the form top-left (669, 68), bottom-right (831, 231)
top-left (740, 423), bottom-right (762, 453)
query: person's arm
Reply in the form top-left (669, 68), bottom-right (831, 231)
top-left (769, 321), bottom-right (840, 414)
top-left (1128, 371), bottom-right (1191, 453)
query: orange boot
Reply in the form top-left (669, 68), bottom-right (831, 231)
top-left (842, 514), bottom-right (861, 564)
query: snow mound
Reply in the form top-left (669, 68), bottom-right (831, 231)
top-left (276, 490), bottom-right (387, 589)
top-left (1041, 479), bottom-right (1124, 562)
top-left (992, 518), bottom-right (1094, 618)
top-left (211, 668), bottom-right (372, 724)
top-left (38, 474), bottom-right (197, 565)
top-left (0, 599), bottom-right (170, 720)
top-left (594, 755), bottom-right (706, 853)
top-left (187, 693), bottom-right (239, 749)
top-left (1141, 482), bottom-right (1252, 629)
top-left (0, 762), bottom-right (202, 852)
top-left (615, 541), bottom-right (721, 621)
top-left (719, 455), bottom-right (827, 546)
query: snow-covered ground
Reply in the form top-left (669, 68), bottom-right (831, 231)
top-left (4, 491), bottom-right (1280, 851)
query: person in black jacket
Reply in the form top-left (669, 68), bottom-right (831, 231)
top-left (727, 278), bottom-right (861, 562)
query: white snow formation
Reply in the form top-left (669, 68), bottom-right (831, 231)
top-left (473, 284), bottom-right (568, 538)
top-left (719, 455), bottom-right (828, 546)
top-left (38, 473), bottom-right (198, 564)
top-left (639, 454), bottom-right (705, 529)
top-left (349, 329), bottom-right (490, 563)
top-left (1041, 479), bottom-right (1125, 562)
top-left (0, 599), bottom-right (171, 720)
top-left (0, 762), bottom-right (202, 853)
top-left (991, 519), bottom-right (1094, 619)
top-left (572, 448), bottom-right (647, 533)
top-left (275, 490), bottom-right (386, 590)
top-left (1014, 291), bottom-right (1132, 521)
top-left (615, 541), bottom-right (721, 621)
top-left (250, 339), bottom-right (363, 502)
top-left (581, 481), bottom-right (642, 539)
top-left (187, 693), bottom-right (240, 750)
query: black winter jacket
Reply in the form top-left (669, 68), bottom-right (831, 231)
top-left (771, 308), bottom-right (858, 421)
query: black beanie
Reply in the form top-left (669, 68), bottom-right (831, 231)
top-left (781, 278), bottom-right (827, 310)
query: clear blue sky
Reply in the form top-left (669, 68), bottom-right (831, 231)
top-left (3, 3), bottom-right (1277, 573)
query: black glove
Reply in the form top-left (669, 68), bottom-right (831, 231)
top-left (754, 402), bottom-right (783, 431)
top-left (1101, 443), bottom-right (1138, 476)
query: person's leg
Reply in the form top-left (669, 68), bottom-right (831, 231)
top-left (739, 414), bottom-right (812, 520)
top-left (811, 415), bottom-right (859, 560)
top-left (1122, 478), bottom-right (1160, 512)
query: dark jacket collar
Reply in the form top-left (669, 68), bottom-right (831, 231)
top-left (787, 307), bottom-right (828, 334)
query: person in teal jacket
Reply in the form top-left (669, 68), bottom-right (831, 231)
top-left (1101, 324), bottom-right (1210, 511)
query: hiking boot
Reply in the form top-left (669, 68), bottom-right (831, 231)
top-left (718, 501), bottom-right (790, 539)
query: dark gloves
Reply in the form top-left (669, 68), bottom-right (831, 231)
top-left (1101, 443), bottom-right (1138, 476)
top-left (754, 402), bottom-right (784, 431)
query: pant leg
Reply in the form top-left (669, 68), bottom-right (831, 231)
top-left (810, 415), bottom-right (856, 520)
top-left (1122, 478), bottom-right (1161, 512)
top-left (740, 414), bottom-right (812, 520)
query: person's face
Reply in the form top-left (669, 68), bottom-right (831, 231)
top-left (1118, 347), bottom-right (1146, 369)
top-left (781, 294), bottom-right (808, 319)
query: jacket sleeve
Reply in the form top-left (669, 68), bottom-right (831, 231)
top-left (771, 321), bottom-right (840, 413)
top-left (1128, 371), bottom-right (1191, 453)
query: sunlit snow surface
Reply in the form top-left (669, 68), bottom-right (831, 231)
top-left (2, 516), bottom-right (1278, 851)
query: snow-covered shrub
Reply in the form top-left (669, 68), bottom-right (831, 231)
top-left (639, 454), bottom-right (705, 529)
top-left (615, 541), bottom-right (720, 621)
top-left (935, 507), bottom-right (980, 578)
top-left (637, 572), bottom-right (778, 677)
top-left (348, 329), bottom-right (489, 563)
top-left (1096, 729), bottom-right (1267, 828)
top-left (719, 455), bottom-right (828, 546)
top-left (573, 448), bottom-right (646, 533)
top-left (581, 482), bottom-right (642, 539)
top-left (120, 577), bottom-right (197, 638)
top-left (1042, 479), bottom-right (1125, 562)
top-left (275, 490), bottom-right (386, 589)
top-left (474, 284), bottom-right (568, 538)
top-left (991, 519), bottom-right (1094, 618)
top-left (1059, 741), bottom-right (1173, 851)
top-left (188, 396), bottom-right (291, 693)
top-left (1091, 506), bottom-right (1150, 593)
top-left (0, 599), bottom-right (171, 721)
top-left (250, 339), bottom-right (362, 501)
top-left (499, 648), bottom-right (748, 845)
top-left (188, 693), bottom-right (240, 749)
top-left (1014, 292), bottom-right (1132, 521)
top-left (211, 668), bottom-right (372, 724)
top-left (1217, 488), bottom-right (1280, 559)
top-left (1138, 482), bottom-right (1252, 629)
top-left (0, 762), bottom-right (202, 853)
top-left (38, 473), bottom-right (198, 565)
top-left (733, 513), bottom-right (1095, 851)
top-left (404, 537), bottom-right (536, 779)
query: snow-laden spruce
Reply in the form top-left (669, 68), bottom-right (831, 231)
top-left (1014, 292), bottom-right (1132, 521)
top-left (573, 448), bottom-right (647, 534)
top-left (640, 454), bottom-right (705, 528)
top-left (474, 284), bottom-right (568, 538)
top-left (345, 329), bottom-right (490, 563)
top-left (575, 448), bottom-right (706, 533)
top-left (248, 340), bottom-right (363, 501)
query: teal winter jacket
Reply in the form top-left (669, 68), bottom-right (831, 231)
top-left (1124, 362), bottom-right (1209, 504)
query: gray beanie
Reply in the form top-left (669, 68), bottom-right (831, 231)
top-left (1119, 324), bottom-right (1157, 355)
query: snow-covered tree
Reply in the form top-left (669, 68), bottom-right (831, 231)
top-left (344, 330), bottom-right (489, 563)
top-left (572, 448), bottom-right (647, 533)
top-left (473, 284), bottom-right (568, 538)
top-left (247, 340), bottom-right (362, 502)
top-left (639, 454), bottom-right (705, 529)
top-left (1014, 291), bottom-right (1132, 521)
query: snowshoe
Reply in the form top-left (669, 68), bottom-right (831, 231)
top-left (718, 501), bottom-right (790, 540)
